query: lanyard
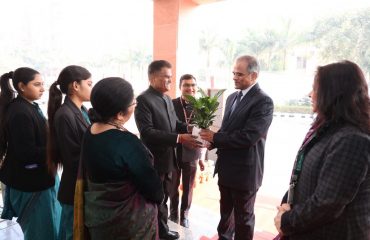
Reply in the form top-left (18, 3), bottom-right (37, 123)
top-left (287, 129), bottom-right (317, 204)
top-left (286, 120), bottom-right (335, 204)
top-left (180, 98), bottom-right (193, 124)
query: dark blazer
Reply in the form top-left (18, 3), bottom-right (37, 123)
top-left (172, 97), bottom-right (201, 162)
top-left (54, 97), bottom-right (90, 205)
top-left (213, 83), bottom-right (274, 191)
top-left (135, 87), bottom-right (187, 173)
top-left (281, 125), bottom-right (370, 240)
top-left (0, 96), bottom-right (54, 192)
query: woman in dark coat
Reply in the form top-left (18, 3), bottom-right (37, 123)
top-left (47, 65), bottom-right (92, 240)
top-left (0, 67), bottom-right (61, 240)
top-left (274, 60), bottom-right (370, 240)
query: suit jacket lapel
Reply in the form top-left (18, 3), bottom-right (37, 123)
top-left (222, 84), bottom-right (260, 129)
top-left (148, 86), bottom-right (176, 132)
top-left (65, 97), bottom-right (90, 128)
top-left (222, 92), bottom-right (237, 125)
top-left (161, 93), bottom-right (176, 131)
top-left (174, 98), bottom-right (186, 122)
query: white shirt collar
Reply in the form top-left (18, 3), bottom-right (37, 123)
top-left (239, 82), bottom-right (257, 99)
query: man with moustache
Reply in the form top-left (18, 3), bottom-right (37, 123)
top-left (135, 60), bottom-right (201, 240)
top-left (200, 55), bottom-right (274, 240)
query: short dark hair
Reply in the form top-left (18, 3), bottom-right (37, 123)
top-left (314, 60), bottom-right (370, 133)
top-left (90, 77), bottom-right (134, 122)
top-left (148, 60), bottom-right (172, 77)
top-left (179, 74), bottom-right (196, 89)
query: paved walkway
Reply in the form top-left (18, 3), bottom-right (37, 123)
top-left (175, 162), bottom-right (279, 239)
top-left (1, 114), bottom-right (311, 239)
top-left (0, 167), bottom-right (279, 239)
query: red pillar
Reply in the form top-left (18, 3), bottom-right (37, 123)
top-left (153, 0), bottom-right (221, 98)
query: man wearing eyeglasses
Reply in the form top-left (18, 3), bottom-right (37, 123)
top-left (200, 55), bottom-right (274, 240)
top-left (169, 74), bottom-right (205, 228)
top-left (135, 60), bottom-right (201, 240)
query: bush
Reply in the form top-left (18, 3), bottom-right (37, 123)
top-left (274, 105), bottom-right (312, 114)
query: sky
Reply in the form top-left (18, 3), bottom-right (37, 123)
top-left (193, 0), bottom-right (370, 38)
top-left (2, 0), bottom-right (369, 45)
top-left (0, 0), bottom-right (153, 65)
top-left (1, 0), bottom-right (369, 100)
top-left (2, 0), bottom-right (369, 63)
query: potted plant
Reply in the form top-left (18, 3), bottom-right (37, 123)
top-left (185, 88), bottom-right (225, 129)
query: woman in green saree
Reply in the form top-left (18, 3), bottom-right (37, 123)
top-left (74, 77), bottom-right (164, 240)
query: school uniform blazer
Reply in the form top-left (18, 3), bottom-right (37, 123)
top-left (213, 83), bottom-right (274, 191)
top-left (0, 96), bottom-right (54, 192)
top-left (281, 125), bottom-right (370, 240)
top-left (54, 97), bottom-right (90, 205)
top-left (134, 86), bottom-right (187, 174)
top-left (172, 97), bottom-right (201, 163)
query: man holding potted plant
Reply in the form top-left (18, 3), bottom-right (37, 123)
top-left (169, 74), bottom-right (205, 228)
top-left (200, 55), bottom-right (274, 240)
top-left (134, 60), bottom-right (202, 240)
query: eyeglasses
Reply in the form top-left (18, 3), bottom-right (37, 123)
top-left (232, 72), bottom-right (251, 78)
top-left (129, 100), bottom-right (137, 107)
top-left (182, 83), bottom-right (197, 88)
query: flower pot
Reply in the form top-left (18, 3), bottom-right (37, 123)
top-left (192, 126), bottom-right (210, 148)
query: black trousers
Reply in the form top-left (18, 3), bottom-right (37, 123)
top-left (217, 184), bottom-right (257, 240)
top-left (169, 160), bottom-right (197, 219)
top-left (158, 173), bottom-right (173, 236)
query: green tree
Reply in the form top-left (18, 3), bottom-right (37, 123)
top-left (310, 8), bottom-right (370, 73)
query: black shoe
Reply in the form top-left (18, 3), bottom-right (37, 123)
top-left (168, 215), bottom-right (179, 223)
top-left (180, 218), bottom-right (189, 228)
top-left (160, 230), bottom-right (180, 240)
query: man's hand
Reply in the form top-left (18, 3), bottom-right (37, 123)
top-left (274, 203), bottom-right (291, 235)
top-left (199, 129), bottom-right (215, 143)
top-left (187, 124), bottom-right (194, 133)
top-left (179, 134), bottom-right (203, 148)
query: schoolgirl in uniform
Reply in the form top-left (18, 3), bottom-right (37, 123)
top-left (0, 67), bottom-right (61, 240)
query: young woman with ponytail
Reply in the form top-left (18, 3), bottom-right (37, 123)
top-left (0, 67), bottom-right (61, 240)
top-left (47, 65), bottom-right (92, 240)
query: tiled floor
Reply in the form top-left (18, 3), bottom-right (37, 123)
top-left (0, 164), bottom-right (278, 240)
top-left (0, 116), bottom-right (312, 239)
top-left (168, 164), bottom-right (279, 240)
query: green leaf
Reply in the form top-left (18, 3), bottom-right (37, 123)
top-left (186, 88), bottom-right (226, 129)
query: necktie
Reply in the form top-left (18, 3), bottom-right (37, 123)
top-left (33, 102), bottom-right (46, 120)
top-left (81, 108), bottom-right (91, 125)
top-left (231, 91), bottom-right (243, 114)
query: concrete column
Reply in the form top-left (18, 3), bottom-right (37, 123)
top-left (153, 0), bottom-right (221, 98)
top-left (153, 0), bottom-right (181, 98)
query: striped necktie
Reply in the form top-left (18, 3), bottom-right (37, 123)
top-left (231, 91), bottom-right (243, 114)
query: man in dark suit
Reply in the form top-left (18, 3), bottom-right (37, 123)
top-left (134, 60), bottom-right (201, 240)
top-left (169, 74), bottom-right (205, 228)
top-left (200, 55), bottom-right (274, 240)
